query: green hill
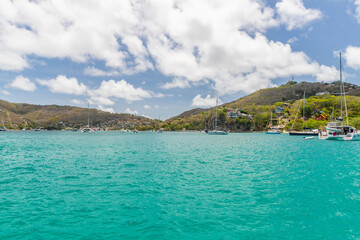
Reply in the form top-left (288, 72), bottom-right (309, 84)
top-left (0, 100), bottom-right (156, 130)
top-left (164, 81), bottom-right (360, 132)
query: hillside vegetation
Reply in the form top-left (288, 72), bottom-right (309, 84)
top-left (163, 81), bottom-right (360, 131)
top-left (2, 81), bottom-right (360, 131)
top-left (0, 100), bottom-right (157, 130)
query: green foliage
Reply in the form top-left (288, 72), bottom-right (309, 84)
top-left (304, 119), bottom-right (326, 130)
top-left (350, 117), bottom-right (360, 129)
top-left (301, 105), bottom-right (312, 118)
top-left (284, 108), bottom-right (290, 115)
top-left (253, 113), bottom-right (268, 130)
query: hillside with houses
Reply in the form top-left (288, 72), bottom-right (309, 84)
top-left (2, 80), bottom-right (360, 131)
top-left (163, 81), bottom-right (360, 132)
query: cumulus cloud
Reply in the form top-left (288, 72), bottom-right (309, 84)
top-left (315, 65), bottom-right (339, 82)
top-left (125, 108), bottom-right (138, 115)
top-left (191, 95), bottom-right (222, 107)
top-left (37, 75), bottom-right (87, 95)
top-left (0, 0), bottom-right (153, 73)
top-left (90, 79), bottom-right (153, 102)
top-left (161, 78), bottom-right (190, 89)
top-left (88, 95), bottom-right (115, 106)
top-left (0, 0), bottom-right (333, 96)
top-left (353, 0), bottom-right (360, 23)
top-left (84, 66), bottom-right (120, 77)
top-left (144, 104), bottom-right (151, 109)
top-left (344, 46), bottom-right (360, 70)
top-left (98, 105), bottom-right (115, 113)
top-left (276, 0), bottom-right (322, 30)
top-left (140, 0), bottom-right (330, 94)
top-left (9, 75), bottom-right (36, 91)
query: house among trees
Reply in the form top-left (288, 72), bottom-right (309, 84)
top-left (316, 114), bottom-right (326, 121)
top-left (276, 106), bottom-right (285, 113)
top-left (316, 91), bottom-right (330, 96)
top-left (227, 108), bottom-right (252, 119)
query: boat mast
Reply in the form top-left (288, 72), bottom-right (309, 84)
top-left (215, 96), bottom-right (218, 130)
top-left (340, 52), bottom-right (343, 121)
top-left (303, 90), bottom-right (306, 130)
top-left (87, 101), bottom-right (90, 127)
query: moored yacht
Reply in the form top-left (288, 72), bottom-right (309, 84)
top-left (289, 90), bottom-right (318, 136)
top-left (319, 53), bottom-right (360, 141)
top-left (206, 97), bottom-right (229, 135)
top-left (81, 102), bottom-right (93, 133)
top-left (265, 112), bottom-right (281, 134)
top-left (319, 122), bottom-right (360, 141)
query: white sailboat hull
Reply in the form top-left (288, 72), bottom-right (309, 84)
top-left (265, 131), bottom-right (281, 134)
top-left (207, 130), bottom-right (229, 135)
top-left (319, 132), bottom-right (360, 141)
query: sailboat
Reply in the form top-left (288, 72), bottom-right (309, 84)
top-left (289, 90), bottom-right (318, 136)
top-left (207, 97), bottom-right (229, 135)
top-left (157, 116), bottom-right (163, 133)
top-left (81, 102), bottom-right (92, 133)
top-left (265, 112), bottom-right (281, 134)
top-left (319, 53), bottom-right (360, 141)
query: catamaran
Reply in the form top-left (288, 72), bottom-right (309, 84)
top-left (289, 90), bottom-right (318, 136)
top-left (265, 112), bottom-right (281, 134)
top-left (207, 97), bottom-right (229, 135)
top-left (319, 53), bottom-right (360, 141)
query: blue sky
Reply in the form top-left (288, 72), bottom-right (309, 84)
top-left (1, 0), bottom-right (360, 119)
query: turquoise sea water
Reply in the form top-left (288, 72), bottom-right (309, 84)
top-left (1, 131), bottom-right (360, 239)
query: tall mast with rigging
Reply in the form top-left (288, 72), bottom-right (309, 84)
top-left (87, 101), bottom-right (90, 127)
top-left (215, 97), bottom-right (218, 130)
top-left (340, 52), bottom-right (343, 122)
top-left (303, 90), bottom-right (306, 130)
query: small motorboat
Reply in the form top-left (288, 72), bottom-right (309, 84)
top-left (303, 136), bottom-right (315, 140)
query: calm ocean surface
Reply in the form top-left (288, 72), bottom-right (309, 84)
top-left (1, 131), bottom-right (360, 239)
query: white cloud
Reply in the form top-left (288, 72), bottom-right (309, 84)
top-left (88, 95), bottom-right (115, 106)
top-left (9, 75), bottom-right (36, 91)
top-left (84, 66), bottom-right (120, 77)
top-left (125, 108), bottom-right (138, 115)
top-left (144, 104), bottom-right (151, 109)
top-left (287, 37), bottom-right (298, 44)
top-left (71, 98), bottom-right (84, 105)
top-left (344, 46), bottom-right (360, 70)
top-left (0, 52), bottom-right (29, 71)
top-left (37, 75), bottom-right (87, 95)
top-left (1, 90), bottom-right (10, 95)
top-left (354, 0), bottom-right (360, 23)
top-left (0, 0), bottom-right (333, 96)
top-left (276, 0), bottom-right (322, 30)
top-left (0, 0), bottom-right (153, 73)
top-left (91, 79), bottom-right (153, 102)
top-left (191, 95), bottom-right (222, 107)
top-left (98, 105), bottom-right (115, 113)
top-left (315, 65), bottom-right (339, 82)
top-left (140, 1), bottom-right (331, 95)
top-left (161, 78), bottom-right (190, 89)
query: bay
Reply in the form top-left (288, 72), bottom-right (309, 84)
top-left (1, 131), bottom-right (360, 239)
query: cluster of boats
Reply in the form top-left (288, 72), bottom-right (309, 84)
top-left (204, 54), bottom-right (360, 141)
top-left (266, 53), bottom-right (360, 141)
